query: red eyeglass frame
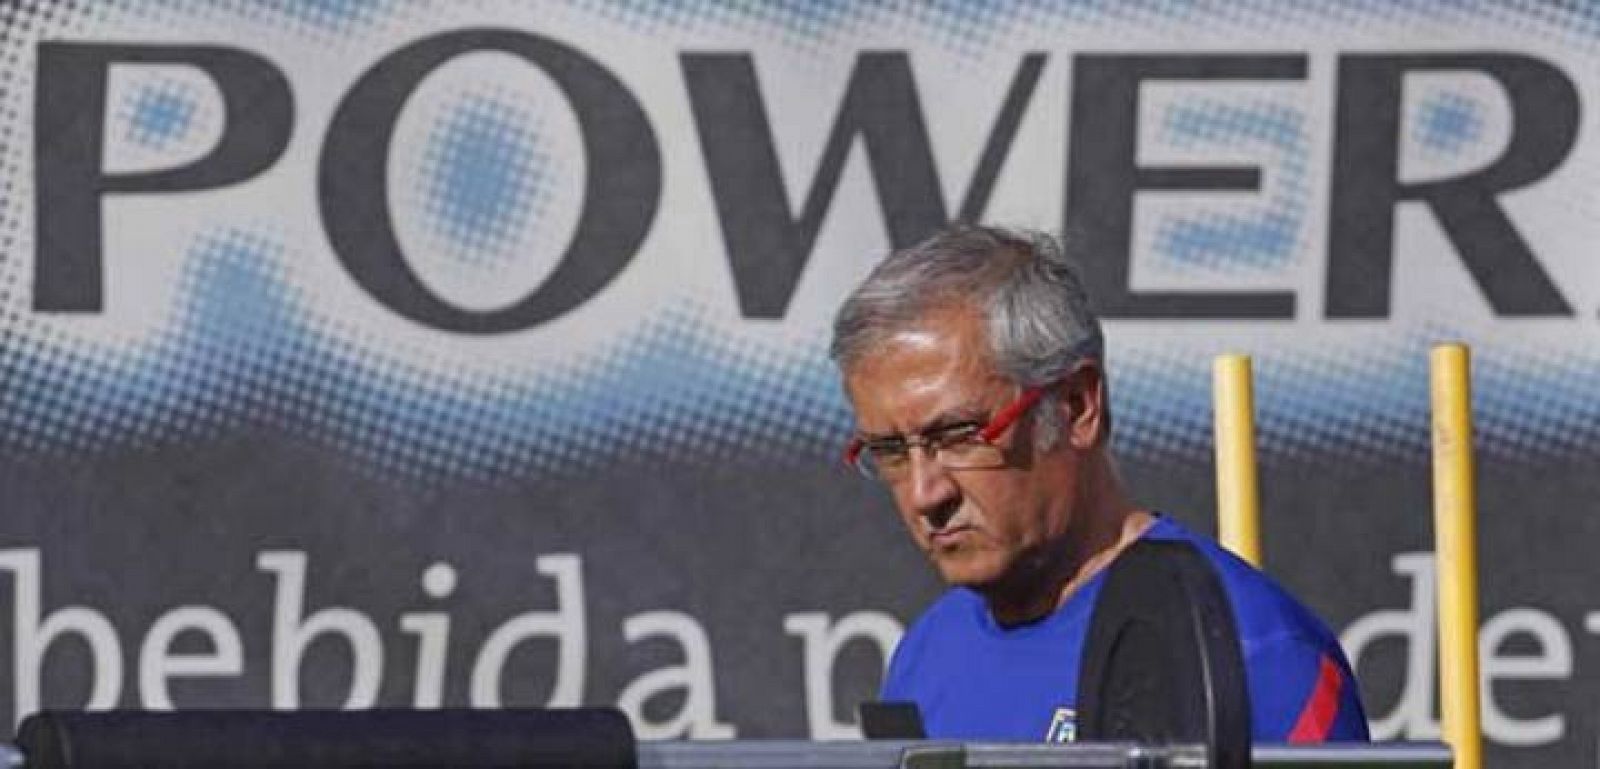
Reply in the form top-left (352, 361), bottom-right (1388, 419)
top-left (843, 385), bottom-right (1048, 468)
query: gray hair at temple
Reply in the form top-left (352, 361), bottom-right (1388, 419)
top-left (830, 224), bottom-right (1107, 444)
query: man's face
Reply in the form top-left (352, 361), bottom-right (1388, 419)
top-left (843, 305), bottom-right (1082, 592)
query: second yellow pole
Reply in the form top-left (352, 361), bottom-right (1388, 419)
top-left (1213, 354), bottom-right (1262, 567)
top-left (1430, 343), bottom-right (1483, 769)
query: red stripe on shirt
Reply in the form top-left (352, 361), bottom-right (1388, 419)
top-left (1287, 654), bottom-right (1343, 743)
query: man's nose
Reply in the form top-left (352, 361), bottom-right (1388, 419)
top-left (905, 449), bottom-right (960, 516)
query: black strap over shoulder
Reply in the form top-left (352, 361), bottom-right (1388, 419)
top-left (1076, 538), bottom-right (1252, 769)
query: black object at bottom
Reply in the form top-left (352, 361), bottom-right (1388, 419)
top-left (1076, 538), bottom-right (1252, 769)
top-left (859, 701), bottom-right (927, 739)
top-left (15, 708), bottom-right (637, 769)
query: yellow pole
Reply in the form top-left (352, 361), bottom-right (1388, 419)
top-left (1430, 343), bottom-right (1482, 769)
top-left (1213, 354), bottom-right (1262, 567)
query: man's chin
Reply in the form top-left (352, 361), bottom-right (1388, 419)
top-left (929, 550), bottom-right (1006, 590)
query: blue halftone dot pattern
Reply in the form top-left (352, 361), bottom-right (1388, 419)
top-left (574, 0), bottom-right (1043, 59)
top-left (579, 0), bottom-right (866, 45)
top-left (7, 227), bottom-right (1600, 482)
top-left (1413, 91), bottom-right (1483, 155)
top-left (123, 81), bottom-right (196, 149)
top-left (897, 0), bottom-right (1047, 59)
top-left (1154, 101), bottom-right (1308, 272)
top-left (1472, 343), bottom-right (1600, 465)
top-left (911, 0), bottom-right (1008, 47)
top-left (1113, 340), bottom-right (1429, 473)
top-left (1495, 0), bottom-right (1600, 49)
top-left (78, 0), bottom-right (403, 47)
top-left (293, 302), bottom-right (856, 481)
top-left (1158, 212), bottom-right (1298, 272)
top-left (1111, 330), bottom-right (1600, 473)
top-left (420, 94), bottom-right (553, 268)
top-left (37, 0), bottom-right (1600, 62)
top-left (1, 227), bottom-right (858, 481)
top-left (547, 307), bottom-right (853, 468)
top-left (248, 0), bottom-right (383, 34)
top-left (0, 229), bottom-right (312, 458)
top-left (1111, 352), bottom-right (1217, 466)
top-left (1255, 341), bottom-right (1433, 466)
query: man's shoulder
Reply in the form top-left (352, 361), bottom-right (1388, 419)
top-left (1141, 514), bottom-right (1368, 741)
top-left (1142, 515), bottom-right (1341, 648)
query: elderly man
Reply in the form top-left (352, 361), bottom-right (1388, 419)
top-left (831, 224), bottom-right (1367, 743)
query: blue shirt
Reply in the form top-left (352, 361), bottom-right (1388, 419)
top-left (881, 515), bottom-right (1369, 743)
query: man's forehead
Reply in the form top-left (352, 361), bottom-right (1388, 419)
top-left (848, 309), bottom-right (989, 378)
top-left (842, 309), bottom-right (1008, 428)
top-left (875, 324), bottom-right (952, 357)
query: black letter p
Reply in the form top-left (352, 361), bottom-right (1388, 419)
top-left (34, 43), bottom-right (291, 311)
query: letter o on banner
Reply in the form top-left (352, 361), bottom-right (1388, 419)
top-left (320, 29), bottom-right (662, 334)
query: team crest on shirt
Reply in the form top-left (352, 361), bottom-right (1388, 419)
top-left (1045, 707), bottom-right (1077, 743)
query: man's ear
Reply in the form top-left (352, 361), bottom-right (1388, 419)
top-left (1054, 359), bottom-right (1108, 450)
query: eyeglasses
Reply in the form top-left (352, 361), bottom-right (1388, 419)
top-left (844, 386), bottom-right (1047, 482)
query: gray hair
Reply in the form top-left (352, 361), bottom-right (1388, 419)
top-left (830, 224), bottom-right (1106, 445)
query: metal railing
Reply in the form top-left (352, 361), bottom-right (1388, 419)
top-left (0, 738), bottom-right (1451, 769)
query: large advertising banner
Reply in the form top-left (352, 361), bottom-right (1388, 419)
top-left (2, 1), bottom-right (1598, 766)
